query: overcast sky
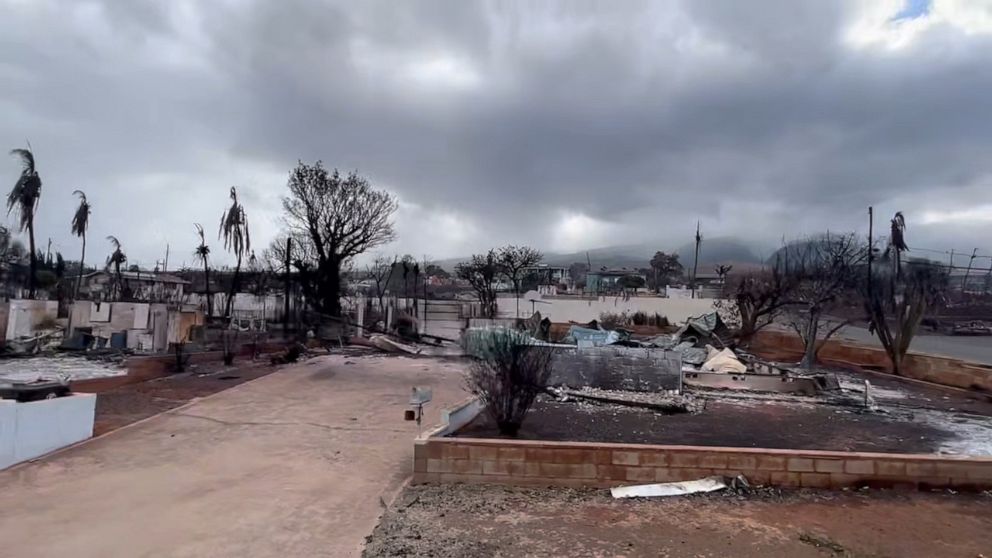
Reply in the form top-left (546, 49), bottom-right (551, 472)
top-left (3, 0), bottom-right (992, 269)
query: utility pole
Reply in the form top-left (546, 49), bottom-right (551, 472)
top-left (985, 252), bottom-right (992, 295)
top-left (867, 206), bottom-right (873, 303)
top-left (284, 237), bottom-right (291, 335)
top-left (45, 238), bottom-right (52, 265)
top-left (691, 221), bottom-right (702, 299)
top-left (963, 248), bottom-right (978, 296)
top-left (163, 244), bottom-right (169, 273)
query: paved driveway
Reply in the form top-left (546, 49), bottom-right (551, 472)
top-left (837, 325), bottom-right (992, 365)
top-left (0, 354), bottom-right (468, 558)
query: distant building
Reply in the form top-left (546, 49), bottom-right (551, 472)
top-left (524, 264), bottom-right (567, 284)
top-left (522, 264), bottom-right (571, 295)
top-left (74, 270), bottom-right (189, 302)
top-left (948, 267), bottom-right (992, 295)
top-left (585, 268), bottom-right (646, 293)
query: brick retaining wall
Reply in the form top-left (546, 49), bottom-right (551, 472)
top-left (414, 437), bottom-right (992, 491)
top-left (413, 399), bottom-right (992, 491)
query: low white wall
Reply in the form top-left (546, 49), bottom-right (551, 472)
top-left (0, 393), bottom-right (97, 469)
top-left (5, 300), bottom-right (59, 340)
top-left (496, 295), bottom-right (718, 323)
top-left (438, 397), bottom-right (485, 436)
top-left (187, 293), bottom-right (292, 321)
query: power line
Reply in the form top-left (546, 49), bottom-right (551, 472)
top-left (908, 246), bottom-right (992, 259)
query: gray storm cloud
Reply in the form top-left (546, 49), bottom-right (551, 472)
top-left (2, 0), bottom-right (991, 266)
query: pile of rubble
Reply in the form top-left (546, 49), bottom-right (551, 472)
top-left (515, 310), bottom-right (839, 397)
top-left (547, 385), bottom-right (704, 414)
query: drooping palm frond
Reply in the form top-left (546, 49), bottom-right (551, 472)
top-left (890, 211), bottom-right (908, 252)
top-left (71, 190), bottom-right (90, 237)
top-left (106, 235), bottom-right (126, 267)
top-left (219, 187), bottom-right (250, 258)
top-left (193, 223), bottom-right (210, 262)
top-left (10, 148), bottom-right (35, 173)
top-left (7, 148), bottom-right (42, 232)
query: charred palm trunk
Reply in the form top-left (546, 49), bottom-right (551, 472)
top-left (27, 216), bottom-right (37, 299)
top-left (203, 261), bottom-right (213, 317)
top-left (75, 234), bottom-right (86, 299)
top-left (225, 253), bottom-right (242, 318)
top-left (114, 262), bottom-right (122, 301)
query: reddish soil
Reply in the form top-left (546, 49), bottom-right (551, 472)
top-left (93, 359), bottom-right (283, 435)
top-left (364, 484), bottom-right (992, 557)
top-left (456, 398), bottom-right (953, 453)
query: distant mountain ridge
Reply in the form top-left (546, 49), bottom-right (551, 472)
top-left (435, 238), bottom-right (764, 271)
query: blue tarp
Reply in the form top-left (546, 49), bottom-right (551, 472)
top-left (564, 326), bottom-right (620, 347)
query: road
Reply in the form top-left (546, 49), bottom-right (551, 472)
top-left (0, 354), bottom-right (468, 558)
top-left (837, 325), bottom-right (992, 365)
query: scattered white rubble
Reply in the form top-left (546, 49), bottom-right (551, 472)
top-left (611, 476), bottom-right (727, 498)
top-left (0, 357), bottom-right (125, 383)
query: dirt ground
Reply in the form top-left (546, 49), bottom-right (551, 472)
top-left (457, 397), bottom-right (955, 453)
top-left (93, 358), bottom-right (286, 435)
top-left (456, 365), bottom-right (992, 454)
top-left (363, 483), bottom-right (992, 557)
top-left (0, 354), bottom-right (470, 558)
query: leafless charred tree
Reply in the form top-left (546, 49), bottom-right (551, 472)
top-left (650, 251), bottom-right (683, 293)
top-left (714, 263), bottom-right (733, 284)
top-left (719, 263), bottom-right (796, 345)
top-left (464, 329), bottom-right (555, 436)
top-left (456, 250), bottom-right (501, 318)
top-left (496, 245), bottom-right (542, 318)
top-left (280, 161), bottom-right (397, 316)
top-left (862, 213), bottom-right (946, 376)
top-left (783, 233), bottom-right (865, 369)
top-left (366, 254), bottom-right (397, 315)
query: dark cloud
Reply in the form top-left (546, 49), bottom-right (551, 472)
top-left (2, 0), bottom-right (991, 266)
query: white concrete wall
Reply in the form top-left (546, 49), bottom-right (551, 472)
top-left (5, 300), bottom-right (59, 340)
top-left (495, 294), bottom-right (718, 323)
top-left (0, 393), bottom-right (96, 470)
top-left (188, 293), bottom-right (291, 321)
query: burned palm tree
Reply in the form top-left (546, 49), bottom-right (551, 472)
top-left (193, 223), bottom-right (213, 316)
top-left (219, 186), bottom-right (250, 318)
top-left (71, 190), bottom-right (91, 299)
top-left (889, 211), bottom-right (908, 278)
top-left (105, 235), bottom-right (127, 301)
top-left (7, 147), bottom-right (42, 298)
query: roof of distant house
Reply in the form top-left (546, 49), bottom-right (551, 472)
top-left (589, 267), bottom-right (644, 276)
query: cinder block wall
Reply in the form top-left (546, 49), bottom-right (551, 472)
top-left (414, 438), bottom-right (992, 491)
top-left (550, 346), bottom-right (681, 391)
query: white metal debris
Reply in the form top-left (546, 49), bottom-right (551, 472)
top-left (0, 357), bottom-right (125, 383)
top-left (611, 476), bottom-right (727, 498)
